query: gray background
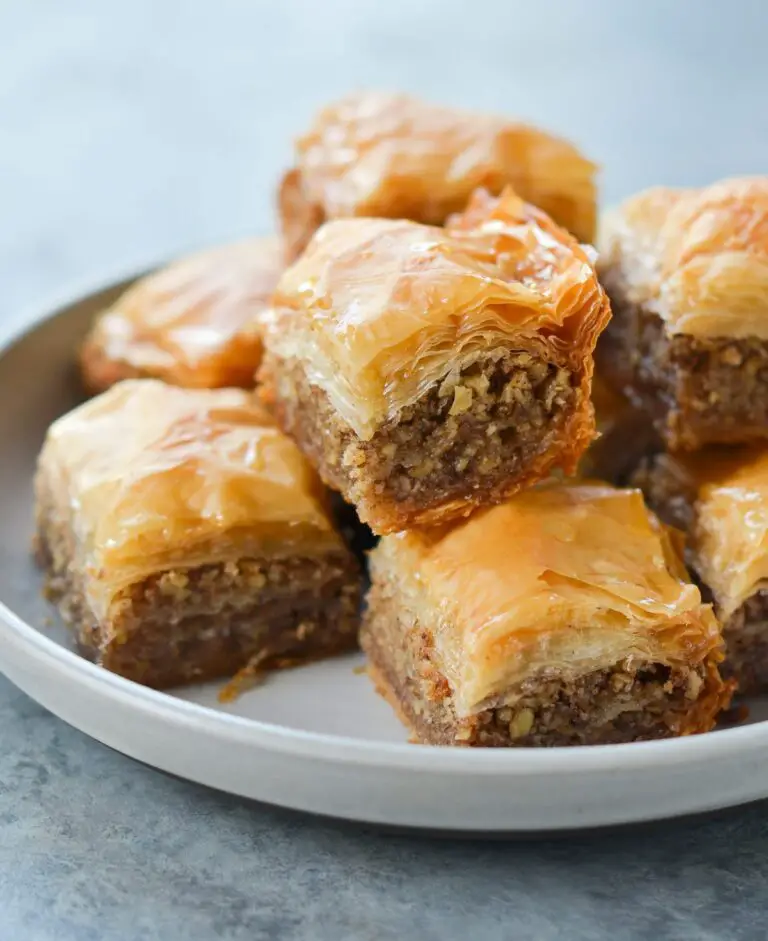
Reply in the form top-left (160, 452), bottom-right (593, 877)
top-left (2, 1), bottom-right (768, 939)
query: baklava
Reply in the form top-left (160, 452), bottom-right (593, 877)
top-left (634, 447), bottom-right (768, 694)
top-left (261, 188), bottom-right (611, 534)
top-left (34, 380), bottom-right (361, 689)
top-left (362, 481), bottom-right (730, 747)
top-left (279, 91), bottom-right (597, 258)
top-left (597, 177), bottom-right (768, 451)
top-left (80, 237), bottom-right (284, 393)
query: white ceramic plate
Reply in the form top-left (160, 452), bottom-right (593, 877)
top-left (3, 272), bottom-right (768, 833)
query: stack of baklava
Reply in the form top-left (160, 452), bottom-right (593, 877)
top-left (597, 177), bottom-right (768, 698)
top-left (38, 91), bottom-right (760, 747)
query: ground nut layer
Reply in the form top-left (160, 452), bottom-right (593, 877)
top-left (361, 576), bottom-right (727, 747)
top-left (35, 498), bottom-right (361, 689)
top-left (263, 349), bottom-right (584, 533)
top-left (597, 269), bottom-right (768, 451)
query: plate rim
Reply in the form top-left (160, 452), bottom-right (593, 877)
top-left (3, 264), bottom-right (768, 779)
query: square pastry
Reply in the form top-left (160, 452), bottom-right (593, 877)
top-left (361, 481), bottom-right (730, 746)
top-left (597, 177), bottom-right (768, 450)
top-left (80, 237), bottom-right (285, 393)
top-left (34, 380), bottom-right (361, 689)
top-left (261, 188), bottom-right (611, 533)
top-left (279, 91), bottom-right (597, 258)
top-left (634, 447), bottom-right (768, 695)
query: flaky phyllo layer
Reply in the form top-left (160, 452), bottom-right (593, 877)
top-left (281, 90), bottom-right (597, 243)
top-left (264, 188), bottom-right (610, 440)
top-left (35, 380), bottom-right (342, 621)
top-left (82, 237), bottom-right (285, 388)
top-left (599, 176), bottom-right (768, 339)
top-left (371, 482), bottom-right (722, 716)
top-left (648, 449), bottom-right (768, 619)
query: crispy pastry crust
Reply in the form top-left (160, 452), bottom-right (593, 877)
top-left (263, 190), bottom-right (610, 532)
top-left (279, 91), bottom-right (597, 257)
top-left (80, 238), bottom-right (285, 393)
top-left (632, 449), bottom-right (768, 694)
top-left (598, 178), bottom-right (768, 450)
top-left (380, 484), bottom-right (724, 705)
top-left (35, 380), bottom-right (343, 588)
top-left (35, 511), bottom-right (360, 689)
top-left (363, 584), bottom-right (729, 747)
top-left (33, 380), bottom-right (360, 687)
top-left (598, 264), bottom-right (768, 451)
top-left (361, 484), bottom-right (731, 745)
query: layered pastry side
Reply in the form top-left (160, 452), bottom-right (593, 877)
top-left (80, 237), bottom-right (285, 393)
top-left (34, 380), bottom-right (361, 689)
top-left (633, 447), bottom-right (768, 695)
top-left (279, 90), bottom-right (597, 259)
top-left (597, 177), bottom-right (768, 451)
top-left (577, 375), bottom-right (658, 484)
top-left (260, 188), bottom-right (611, 534)
top-left (361, 481), bottom-right (731, 746)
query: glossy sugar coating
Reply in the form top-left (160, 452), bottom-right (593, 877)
top-left (600, 176), bottom-right (768, 339)
top-left (81, 237), bottom-right (285, 390)
top-left (267, 188), bottom-right (609, 439)
top-left (281, 91), bottom-right (597, 246)
top-left (372, 481), bottom-right (721, 714)
top-left (36, 380), bottom-right (341, 619)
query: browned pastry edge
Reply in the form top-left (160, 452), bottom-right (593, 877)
top-left (360, 575), bottom-right (730, 747)
top-left (35, 484), bottom-right (361, 690)
top-left (260, 348), bottom-right (594, 535)
top-left (597, 267), bottom-right (768, 452)
top-left (632, 454), bottom-right (768, 696)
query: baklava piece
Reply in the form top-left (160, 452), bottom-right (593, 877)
top-left (597, 177), bottom-right (768, 451)
top-left (80, 237), bottom-right (285, 393)
top-left (34, 380), bottom-right (360, 689)
top-left (577, 375), bottom-right (658, 483)
top-left (261, 188), bottom-right (611, 534)
top-left (634, 447), bottom-right (768, 695)
top-left (279, 91), bottom-right (597, 258)
top-left (361, 481), bottom-right (730, 747)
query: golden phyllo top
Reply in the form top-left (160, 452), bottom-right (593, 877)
top-left (266, 188), bottom-right (609, 439)
top-left (82, 238), bottom-right (285, 388)
top-left (600, 176), bottom-right (768, 339)
top-left (36, 380), bottom-right (340, 616)
top-left (285, 91), bottom-right (597, 242)
top-left (373, 481), bottom-right (720, 714)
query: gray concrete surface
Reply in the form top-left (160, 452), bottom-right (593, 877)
top-left (2, 1), bottom-right (768, 938)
